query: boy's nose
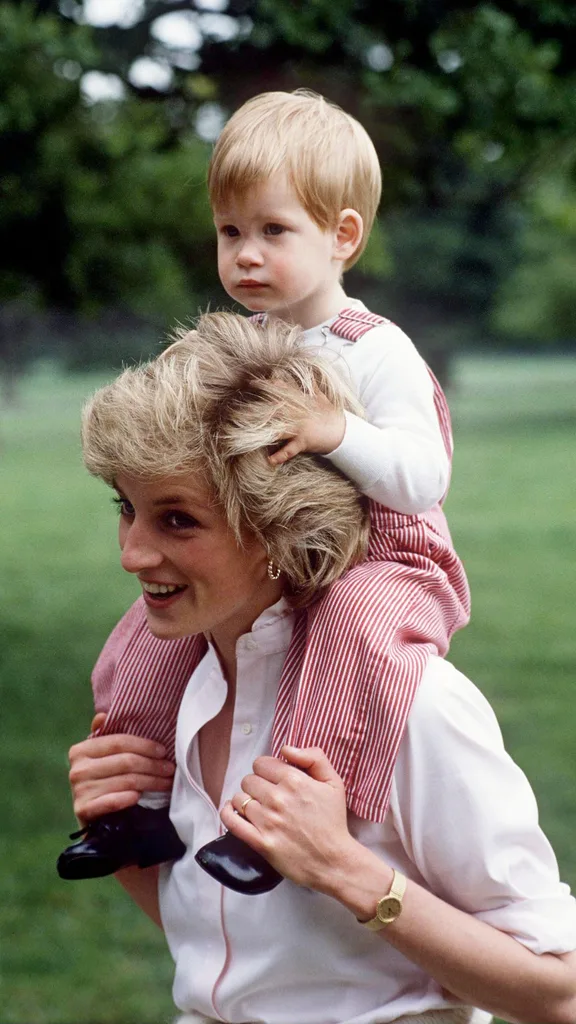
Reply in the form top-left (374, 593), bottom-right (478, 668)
top-left (120, 521), bottom-right (164, 575)
top-left (236, 241), bottom-right (263, 268)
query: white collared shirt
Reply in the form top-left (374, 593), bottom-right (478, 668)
top-left (159, 601), bottom-right (576, 1024)
top-left (303, 300), bottom-right (450, 514)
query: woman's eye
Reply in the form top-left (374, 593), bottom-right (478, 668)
top-left (265, 223), bottom-right (284, 236)
top-left (112, 497), bottom-right (134, 518)
top-left (164, 511), bottom-right (199, 530)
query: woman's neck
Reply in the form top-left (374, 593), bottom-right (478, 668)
top-left (209, 635), bottom-right (238, 689)
top-left (209, 583), bottom-right (284, 684)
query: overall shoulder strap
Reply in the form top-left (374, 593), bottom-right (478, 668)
top-left (250, 308), bottom-right (389, 340)
top-left (330, 307), bottom-right (392, 342)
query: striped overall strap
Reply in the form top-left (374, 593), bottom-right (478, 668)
top-left (331, 306), bottom-right (392, 340)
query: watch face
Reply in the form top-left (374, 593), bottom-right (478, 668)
top-left (377, 896), bottom-right (402, 922)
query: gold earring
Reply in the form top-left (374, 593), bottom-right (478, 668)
top-left (267, 559), bottom-right (281, 581)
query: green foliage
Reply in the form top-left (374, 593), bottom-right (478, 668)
top-left (0, 4), bottom-right (94, 136)
top-left (63, 111), bottom-right (214, 320)
top-left (1, 0), bottom-right (575, 360)
top-left (430, 6), bottom-right (576, 171)
top-left (493, 174), bottom-right (576, 342)
top-left (0, 3), bottom-right (216, 325)
top-left (0, 3), bottom-right (95, 305)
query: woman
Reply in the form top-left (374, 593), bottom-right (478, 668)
top-left (69, 313), bottom-right (576, 1024)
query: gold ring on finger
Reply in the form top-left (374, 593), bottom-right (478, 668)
top-left (240, 796), bottom-right (254, 818)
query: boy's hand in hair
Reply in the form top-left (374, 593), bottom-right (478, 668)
top-left (268, 391), bottom-right (346, 465)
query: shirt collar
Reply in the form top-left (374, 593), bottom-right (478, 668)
top-left (204, 597), bottom-right (294, 660)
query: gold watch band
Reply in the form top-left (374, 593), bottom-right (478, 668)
top-left (360, 869), bottom-right (407, 931)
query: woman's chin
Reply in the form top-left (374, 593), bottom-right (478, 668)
top-left (144, 609), bottom-right (192, 642)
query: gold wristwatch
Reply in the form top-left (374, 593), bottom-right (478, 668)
top-left (360, 870), bottom-right (407, 931)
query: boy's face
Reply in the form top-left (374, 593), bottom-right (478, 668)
top-left (213, 174), bottom-right (346, 330)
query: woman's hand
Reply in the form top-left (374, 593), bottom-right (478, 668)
top-left (224, 747), bottom-right (576, 1024)
top-left (220, 745), bottom-right (359, 893)
top-left (68, 713), bottom-right (175, 824)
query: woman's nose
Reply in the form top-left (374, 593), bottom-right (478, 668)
top-left (120, 520), bottom-right (163, 574)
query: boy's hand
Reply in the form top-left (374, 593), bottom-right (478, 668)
top-left (268, 392), bottom-right (346, 465)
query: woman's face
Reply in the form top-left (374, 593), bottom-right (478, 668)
top-left (115, 473), bottom-right (281, 646)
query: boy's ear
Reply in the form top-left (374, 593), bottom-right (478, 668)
top-left (334, 209), bottom-right (363, 263)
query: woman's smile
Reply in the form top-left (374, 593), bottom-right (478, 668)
top-left (139, 579), bottom-right (188, 607)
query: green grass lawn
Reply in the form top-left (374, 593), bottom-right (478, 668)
top-left (1, 355), bottom-right (575, 1023)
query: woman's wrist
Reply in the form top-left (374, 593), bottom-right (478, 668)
top-left (319, 838), bottom-right (395, 922)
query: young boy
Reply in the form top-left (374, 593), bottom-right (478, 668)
top-left (58, 91), bottom-right (470, 885)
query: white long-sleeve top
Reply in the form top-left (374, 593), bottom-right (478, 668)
top-left (303, 300), bottom-right (450, 514)
top-left (159, 600), bottom-right (576, 1024)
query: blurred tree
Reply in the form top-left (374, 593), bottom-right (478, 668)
top-left (0, 2), bottom-right (218, 380)
top-left (1, 0), bottom-right (575, 382)
top-left (54, 0), bottom-right (576, 350)
top-left (58, 1), bottom-right (576, 202)
top-left (493, 171), bottom-right (576, 344)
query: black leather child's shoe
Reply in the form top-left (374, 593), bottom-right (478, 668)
top-left (57, 805), bottom-right (186, 880)
top-left (195, 832), bottom-right (283, 895)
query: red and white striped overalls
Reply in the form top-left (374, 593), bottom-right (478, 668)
top-left (91, 309), bottom-right (470, 822)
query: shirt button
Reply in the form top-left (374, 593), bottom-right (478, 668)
top-left (241, 723), bottom-right (252, 736)
top-left (245, 637), bottom-right (259, 651)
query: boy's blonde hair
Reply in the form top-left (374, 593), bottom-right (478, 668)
top-left (208, 90), bottom-right (381, 269)
top-left (82, 312), bottom-right (369, 607)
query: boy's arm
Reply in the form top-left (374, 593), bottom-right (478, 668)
top-left (326, 409), bottom-right (448, 514)
top-left (326, 323), bottom-right (450, 513)
top-left (270, 324), bottom-right (450, 515)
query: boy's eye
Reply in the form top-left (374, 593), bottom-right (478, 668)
top-left (112, 496), bottom-right (134, 518)
top-left (265, 223), bottom-right (285, 236)
top-left (222, 225), bottom-right (239, 237)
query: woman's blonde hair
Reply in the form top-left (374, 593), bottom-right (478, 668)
top-left (208, 90), bottom-right (381, 269)
top-left (82, 312), bottom-right (369, 607)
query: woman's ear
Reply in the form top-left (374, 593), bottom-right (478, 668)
top-left (334, 209), bottom-right (364, 264)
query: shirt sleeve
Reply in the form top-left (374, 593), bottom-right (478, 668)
top-left (325, 323), bottom-right (450, 514)
top-left (389, 658), bottom-right (576, 955)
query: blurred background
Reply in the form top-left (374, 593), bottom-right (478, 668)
top-left (1, 1), bottom-right (575, 1021)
